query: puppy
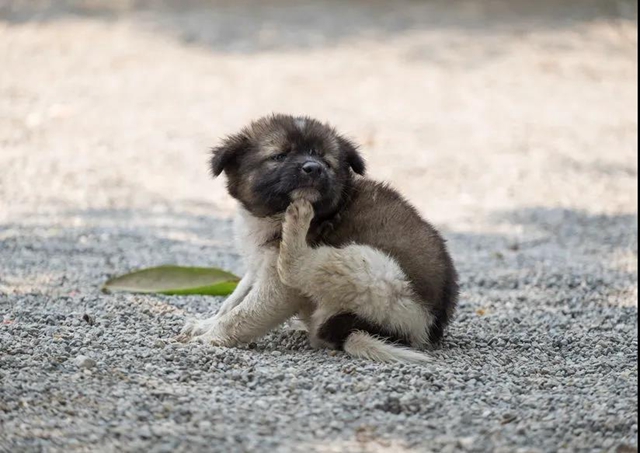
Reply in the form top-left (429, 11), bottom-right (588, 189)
top-left (177, 114), bottom-right (458, 363)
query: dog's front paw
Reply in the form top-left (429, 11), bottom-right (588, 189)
top-left (285, 199), bottom-right (314, 228)
top-left (173, 319), bottom-right (198, 343)
top-left (174, 317), bottom-right (215, 343)
top-left (191, 327), bottom-right (237, 347)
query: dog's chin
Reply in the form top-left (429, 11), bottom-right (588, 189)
top-left (289, 188), bottom-right (322, 203)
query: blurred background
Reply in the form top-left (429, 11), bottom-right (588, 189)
top-left (1, 0), bottom-right (637, 293)
top-left (0, 1), bottom-right (637, 451)
top-left (1, 0), bottom-right (637, 218)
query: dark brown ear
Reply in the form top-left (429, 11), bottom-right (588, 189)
top-left (210, 133), bottom-right (250, 177)
top-left (338, 136), bottom-right (366, 175)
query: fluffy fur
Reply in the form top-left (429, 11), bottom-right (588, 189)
top-left (177, 114), bottom-right (458, 363)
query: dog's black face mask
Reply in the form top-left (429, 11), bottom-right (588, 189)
top-left (210, 114), bottom-right (366, 219)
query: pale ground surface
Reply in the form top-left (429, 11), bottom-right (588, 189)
top-left (0, 1), bottom-right (638, 452)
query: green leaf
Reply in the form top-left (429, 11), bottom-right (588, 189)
top-left (102, 265), bottom-right (240, 296)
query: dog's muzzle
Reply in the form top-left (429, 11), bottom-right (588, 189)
top-left (301, 161), bottom-right (323, 177)
top-left (299, 159), bottom-right (326, 181)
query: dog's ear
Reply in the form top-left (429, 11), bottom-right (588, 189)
top-left (210, 133), bottom-right (250, 177)
top-left (338, 136), bottom-right (366, 175)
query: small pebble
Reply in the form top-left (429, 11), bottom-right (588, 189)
top-left (73, 355), bottom-right (96, 369)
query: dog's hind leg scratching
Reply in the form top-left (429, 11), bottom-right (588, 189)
top-left (278, 199), bottom-right (433, 363)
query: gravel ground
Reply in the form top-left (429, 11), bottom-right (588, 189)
top-left (0, 1), bottom-right (638, 452)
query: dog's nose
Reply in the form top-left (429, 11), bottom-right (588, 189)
top-left (301, 161), bottom-right (323, 177)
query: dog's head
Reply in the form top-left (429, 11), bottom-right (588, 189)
top-left (210, 114), bottom-right (365, 218)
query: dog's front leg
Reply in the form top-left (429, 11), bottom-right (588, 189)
top-left (215, 270), bottom-right (255, 318)
top-left (192, 251), bottom-right (304, 347)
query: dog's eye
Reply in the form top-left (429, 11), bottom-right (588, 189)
top-left (271, 153), bottom-right (287, 162)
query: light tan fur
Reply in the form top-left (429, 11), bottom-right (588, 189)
top-left (343, 332), bottom-right (432, 364)
top-left (278, 200), bottom-right (432, 350)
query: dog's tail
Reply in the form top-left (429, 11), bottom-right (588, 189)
top-left (342, 331), bottom-right (431, 364)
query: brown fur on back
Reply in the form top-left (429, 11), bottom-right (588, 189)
top-left (315, 178), bottom-right (459, 343)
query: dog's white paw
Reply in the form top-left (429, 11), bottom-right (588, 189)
top-left (285, 199), bottom-right (314, 227)
top-left (191, 325), bottom-right (236, 347)
top-left (174, 317), bottom-right (216, 343)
